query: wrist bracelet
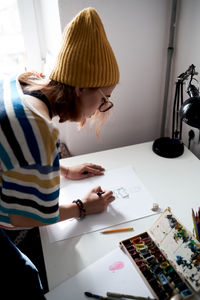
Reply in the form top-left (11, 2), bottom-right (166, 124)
top-left (72, 199), bottom-right (86, 220)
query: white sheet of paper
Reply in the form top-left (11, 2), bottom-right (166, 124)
top-left (46, 166), bottom-right (158, 242)
top-left (45, 247), bottom-right (153, 300)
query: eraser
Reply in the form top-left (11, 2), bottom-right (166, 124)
top-left (152, 203), bottom-right (159, 212)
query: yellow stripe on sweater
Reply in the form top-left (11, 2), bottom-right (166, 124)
top-left (32, 112), bottom-right (59, 165)
top-left (5, 170), bottom-right (60, 189)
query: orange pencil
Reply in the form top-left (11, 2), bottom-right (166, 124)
top-left (101, 227), bottom-right (133, 234)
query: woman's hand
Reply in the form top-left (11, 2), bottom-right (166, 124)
top-left (82, 186), bottom-right (115, 215)
top-left (60, 163), bottom-right (105, 180)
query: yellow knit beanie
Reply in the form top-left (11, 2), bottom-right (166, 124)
top-left (50, 7), bottom-right (119, 88)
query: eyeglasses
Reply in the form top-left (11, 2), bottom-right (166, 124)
top-left (98, 89), bottom-right (114, 112)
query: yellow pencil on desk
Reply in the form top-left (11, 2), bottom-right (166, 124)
top-left (101, 227), bottom-right (133, 234)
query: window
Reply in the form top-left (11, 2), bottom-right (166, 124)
top-left (0, 0), bottom-right (27, 79)
top-left (0, 0), bottom-right (61, 80)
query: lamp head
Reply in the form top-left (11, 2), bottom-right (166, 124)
top-left (180, 84), bottom-right (200, 129)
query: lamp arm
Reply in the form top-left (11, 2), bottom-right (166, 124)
top-left (173, 65), bottom-right (198, 140)
top-left (179, 82), bottom-right (184, 140)
top-left (172, 82), bottom-right (180, 139)
top-left (178, 64), bottom-right (197, 82)
top-left (175, 82), bottom-right (180, 138)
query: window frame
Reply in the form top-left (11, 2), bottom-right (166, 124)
top-left (17, 0), bottom-right (45, 72)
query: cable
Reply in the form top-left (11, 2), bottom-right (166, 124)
top-left (188, 129), bottom-right (195, 149)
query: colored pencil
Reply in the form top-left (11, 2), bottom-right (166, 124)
top-left (192, 208), bottom-right (200, 241)
top-left (197, 208), bottom-right (200, 241)
top-left (101, 227), bottom-right (133, 234)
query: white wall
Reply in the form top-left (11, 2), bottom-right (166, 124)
top-left (54, 0), bottom-right (171, 156)
top-left (166, 0), bottom-right (200, 158)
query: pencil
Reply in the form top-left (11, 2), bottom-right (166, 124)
top-left (97, 191), bottom-right (105, 197)
top-left (101, 227), bottom-right (133, 234)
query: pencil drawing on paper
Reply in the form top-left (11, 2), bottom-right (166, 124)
top-left (113, 186), bottom-right (141, 200)
top-left (113, 187), bottom-right (129, 199)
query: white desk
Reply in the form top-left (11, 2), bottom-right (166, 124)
top-left (40, 141), bottom-right (200, 297)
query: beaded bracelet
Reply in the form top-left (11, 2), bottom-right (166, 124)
top-left (72, 199), bottom-right (86, 220)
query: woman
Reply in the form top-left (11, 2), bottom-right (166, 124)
top-left (0, 7), bottom-right (119, 298)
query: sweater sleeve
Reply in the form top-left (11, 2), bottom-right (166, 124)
top-left (0, 163), bottom-right (60, 224)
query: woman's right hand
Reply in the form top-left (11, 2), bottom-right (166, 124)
top-left (82, 186), bottom-right (115, 215)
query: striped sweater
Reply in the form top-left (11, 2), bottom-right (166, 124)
top-left (0, 76), bottom-right (60, 228)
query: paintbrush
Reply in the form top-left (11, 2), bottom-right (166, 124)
top-left (85, 291), bottom-right (116, 300)
top-left (107, 292), bottom-right (156, 300)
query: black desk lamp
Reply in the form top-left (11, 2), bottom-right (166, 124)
top-left (180, 81), bottom-right (200, 129)
top-left (153, 64), bottom-right (198, 158)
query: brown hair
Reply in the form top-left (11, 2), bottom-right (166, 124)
top-left (18, 72), bottom-right (109, 137)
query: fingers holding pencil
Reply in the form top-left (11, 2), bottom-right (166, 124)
top-left (96, 186), bottom-right (115, 205)
top-left (82, 186), bottom-right (115, 215)
top-left (96, 188), bottom-right (115, 209)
